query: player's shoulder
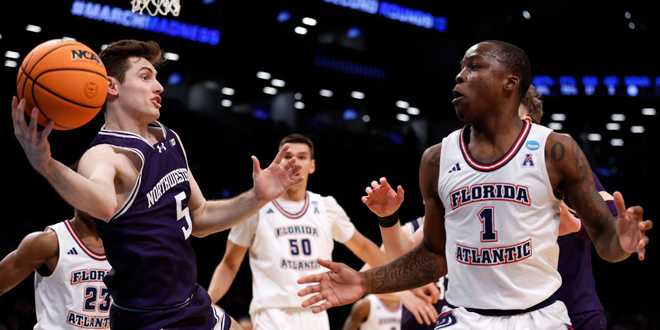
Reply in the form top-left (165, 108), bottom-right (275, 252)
top-left (17, 228), bottom-right (59, 258)
top-left (308, 191), bottom-right (336, 204)
top-left (421, 142), bottom-right (442, 168)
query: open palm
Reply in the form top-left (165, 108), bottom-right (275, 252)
top-left (297, 259), bottom-right (366, 313)
top-left (252, 145), bottom-right (303, 202)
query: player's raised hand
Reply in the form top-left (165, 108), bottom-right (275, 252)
top-left (613, 191), bottom-right (653, 261)
top-left (297, 259), bottom-right (365, 313)
top-left (361, 177), bottom-right (404, 217)
top-left (251, 144), bottom-right (303, 202)
top-left (11, 97), bottom-right (54, 174)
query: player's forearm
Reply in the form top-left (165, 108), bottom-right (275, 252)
top-left (591, 224), bottom-right (630, 262)
top-left (193, 189), bottom-right (266, 237)
top-left (362, 241), bottom-right (445, 294)
top-left (380, 224), bottom-right (415, 259)
top-left (41, 159), bottom-right (117, 220)
top-left (353, 239), bottom-right (389, 267)
top-left (207, 263), bottom-right (239, 303)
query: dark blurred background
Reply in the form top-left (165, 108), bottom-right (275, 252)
top-left (0, 0), bottom-right (657, 329)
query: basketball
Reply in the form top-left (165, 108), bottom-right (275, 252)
top-left (16, 39), bottom-right (107, 130)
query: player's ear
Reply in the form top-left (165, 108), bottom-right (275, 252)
top-left (107, 77), bottom-right (119, 96)
top-left (504, 74), bottom-right (519, 94)
top-left (309, 159), bottom-right (316, 174)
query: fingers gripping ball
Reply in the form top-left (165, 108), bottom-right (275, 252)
top-left (16, 39), bottom-right (108, 130)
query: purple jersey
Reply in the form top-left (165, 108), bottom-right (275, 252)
top-left (90, 122), bottom-right (197, 310)
top-left (556, 172), bottom-right (615, 329)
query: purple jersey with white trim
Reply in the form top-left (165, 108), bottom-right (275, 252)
top-left (556, 172), bottom-right (615, 328)
top-left (90, 122), bottom-right (197, 309)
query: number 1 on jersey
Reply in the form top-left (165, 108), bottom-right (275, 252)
top-left (175, 191), bottom-right (193, 239)
top-left (478, 207), bottom-right (498, 242)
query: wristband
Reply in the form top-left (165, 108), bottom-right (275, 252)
top-left (378, 211), bottom-right (400, 228)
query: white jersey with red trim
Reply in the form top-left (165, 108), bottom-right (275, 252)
top-left (34, 221), bottom-right (112, 330)
top-left (228, 191), bottom-right (356, 315)
top-left (438, 120), bottom-right (561, 310)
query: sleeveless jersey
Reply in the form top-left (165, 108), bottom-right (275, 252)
top-left (228, 191), bottom-right (355, 314)
top-left (89, 122), bottom-right (197, 309)
top-left (34, 221), bottom-right (111, 329)
top-left (438, 120), bottom-right (561, 309)
top-left (360, 295), bottom-right (401, 330)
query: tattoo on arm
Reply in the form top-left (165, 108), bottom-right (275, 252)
top-left (363, 242), bottom-right (445, 294)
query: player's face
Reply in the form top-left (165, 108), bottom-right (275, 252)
top-left (281, 143), bottom-right (315, 188)
top-left (452, 42), bottom-right (509, 122)
top-left (116, 57), bottom-right (164, 121)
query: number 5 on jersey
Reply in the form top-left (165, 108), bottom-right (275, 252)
top-left (175, 191), bottom-right (193, 239)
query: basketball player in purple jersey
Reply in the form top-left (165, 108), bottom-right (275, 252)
top-left (296, 41), bottom-right (652, 329)
top-left (11, 39), bottom-right (302, 329)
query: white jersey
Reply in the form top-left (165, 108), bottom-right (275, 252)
top-left (229, 191), bottom-right (356, 314)
top-left (438, 121), bottom-right (561, 310)
top-left (34, 221), bottom-right (112, 329)
top-left (360, 295), bottom-right (401, 330)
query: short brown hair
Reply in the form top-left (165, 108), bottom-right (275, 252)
top-left (521, 84), bottom-right (543, 124)
top-left (279, 133), bottom-right (314, 159)
top-left (99, 40), bottom-right (163, 82)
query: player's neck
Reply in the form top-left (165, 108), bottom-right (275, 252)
top-left (104, 107), bottom-right (156, 142)
top-left (69, 217), bottom-right (104, 252)
top-left (282, 186), bottom-right (307, 201)
top-left (471, 113), bottom-right (524, 144)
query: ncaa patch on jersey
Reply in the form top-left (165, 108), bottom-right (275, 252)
top-left (526, 140), bottom-right (540, 151)
top-left (433, 311), bottom-right (457, 329)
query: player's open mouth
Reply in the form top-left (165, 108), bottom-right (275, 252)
top-left (151, 96), bottom-right (162, 108)
top-left (451, 90), bottom-right (464, 104)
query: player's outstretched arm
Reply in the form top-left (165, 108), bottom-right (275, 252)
top-left (344, 231), bottom-right (390, 267)
top-left (207, 241), bottom-right (248, 303)
top-left (297, 144), bottom-right (447, 313)
top-left (190, 145), bottom-right (303, 237)
top-left (0, 231), bottom-right (58, 295)
top-left (547, 133), bottom-right (653, 262)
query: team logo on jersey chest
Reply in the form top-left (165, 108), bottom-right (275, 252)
top-left (449, 183), bottom-right (531, 210)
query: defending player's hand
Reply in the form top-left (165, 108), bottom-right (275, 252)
top-left (613, 191), bottom-right (653, 261)
top-left (411, 282), bottom-right (440, 304)
top-left (11, 96), bottom-right (54, 174)
top-left (558, 202), bottom-right (581, 236)
top-left (361, 177), bottom-right (404, 217)
top-left (399, 290), bottom-right (438, 326)
top-left (297, 259), bottom-right (365, 313)
top-left (251, 144), bottom-right (303, 202)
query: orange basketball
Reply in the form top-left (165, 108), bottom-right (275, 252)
top-left (16, 39), bottom-right (107, 130)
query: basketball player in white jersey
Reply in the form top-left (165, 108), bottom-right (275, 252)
top-left (207, 133), bottom-right (389, 330)
top-left (296, 40), bottom-right (652, 329)
top-left (0, 210), bottom-right (111, 329)
top-left (343, 294), bottom-right (401, 330)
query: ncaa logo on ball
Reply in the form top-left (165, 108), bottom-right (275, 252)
top-left (70, 49), bottom-right (102, 65)
top-left (526, 140), bottom-right (540, 151)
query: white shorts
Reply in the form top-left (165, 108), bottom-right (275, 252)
top-left (212, 305), bottom-right (232, 330)
top-left (252, 308), bottom-right (329, 330)
top-left (435, 301), bottom-right (572, 330)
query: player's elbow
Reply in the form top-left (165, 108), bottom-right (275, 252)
top-left (93, 202), bottom-right (118, 221)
